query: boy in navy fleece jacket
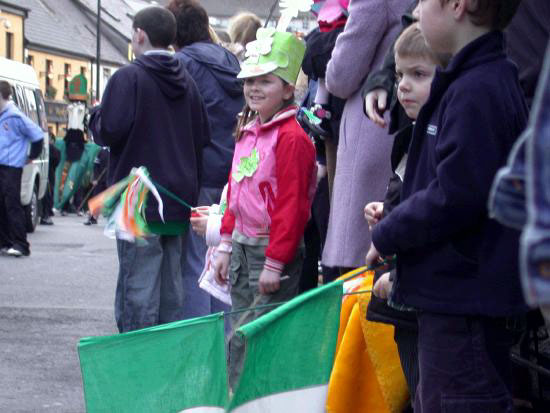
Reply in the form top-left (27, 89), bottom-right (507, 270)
top-left (366, 1), bottom-right (526, 411)
top-left (89, 7), bottom-right (210, 333)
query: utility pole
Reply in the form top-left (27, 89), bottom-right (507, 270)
top-left (96, 0), bottom-right (101, 102)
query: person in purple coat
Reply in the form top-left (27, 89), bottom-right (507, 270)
top-left (322, 0), bottom-right (410, 271)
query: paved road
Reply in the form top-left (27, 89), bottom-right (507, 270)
top-left (0, 215), bottom-right (118, 412)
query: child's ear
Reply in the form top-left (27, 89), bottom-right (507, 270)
top-left (283, 84), bottom-right (295, 101)
top-left (137, 28), bottom-right (147, 45)
top-left (452, 0), bottom-right (468, 21)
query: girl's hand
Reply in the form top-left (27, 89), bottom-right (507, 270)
top-left (373, 272), bottom-right (393, 299)
top-left (214, 251), bottom-right (231, 285)
top-left (259, 268), bottom-right (281, 295)
top-left (364, 202), bottom-right (384, 230)
top-left (364, 88), bottom-right (388, 128)
top-left (190, 216), bottom-right (208, 236)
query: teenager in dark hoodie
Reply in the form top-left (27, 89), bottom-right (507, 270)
top-left (89, 6), bottom-right (210, 333)
top-left (166, 0), bottom-right (244, 321)
top-left (366, 1), bottom-right (527, 411)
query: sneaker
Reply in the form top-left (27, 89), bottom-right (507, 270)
top-left (6, 248), bottom-right (24, 257)
top-left (84, 216), bottom-right (97, 226)
top-left (0, 247), bottom-right (10, 255)
top-left (40, 216), bottom-right (54, 225)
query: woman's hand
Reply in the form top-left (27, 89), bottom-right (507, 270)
top-left (364, 88), bottom-right (388, 128)
top-left (364, 202), bottom-right (384, 230)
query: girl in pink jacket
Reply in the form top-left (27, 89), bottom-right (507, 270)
top-left (213, 29), bottom-right (316, 388)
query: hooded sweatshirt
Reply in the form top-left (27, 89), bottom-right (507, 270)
top-left (175, 42), bottom-right (244, 188)
top-left (89, 52), bottom-right (211, 223)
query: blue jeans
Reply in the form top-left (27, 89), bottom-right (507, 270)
top-left (522, 43), bottom-right (550, 306)
top-left (115, 235), bottom-right (185, 332)
top-left (490, 42), bottom-right (550, 306)
top-left (181, 186), bottom-right (230, 321)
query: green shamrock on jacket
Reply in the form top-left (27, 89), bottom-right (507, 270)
top-left (233, 148), bottom-right (260, 183)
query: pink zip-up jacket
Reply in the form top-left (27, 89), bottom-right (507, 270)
top-left (220, 106), bottom-right (317, 272)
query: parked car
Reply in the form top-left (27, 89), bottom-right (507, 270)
top-left (0, 57), bottom-right (49, 232)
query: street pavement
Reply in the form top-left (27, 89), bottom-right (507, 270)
top-left (0, 214), bottom-right (118, 412)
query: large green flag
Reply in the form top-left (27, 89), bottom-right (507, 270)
top-left (78, 314), bottom-right (228, 413)
top-left (228, 281), bottom-right (343, 412)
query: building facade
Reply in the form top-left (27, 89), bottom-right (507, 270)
top-left (0, 1), bottom-right (27, 62)
top-left (10, 0), bottom-right (129, 135)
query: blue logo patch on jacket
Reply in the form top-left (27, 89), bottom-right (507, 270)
top-left (427, 124), bottom-right (438, 136)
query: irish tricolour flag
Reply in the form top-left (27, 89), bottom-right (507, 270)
top-left (78, 281), bottom-right (343, 412)
top-left (78, 314), bottom-right (228, 412)
top-left (227, 281), bottom-right (343, 412)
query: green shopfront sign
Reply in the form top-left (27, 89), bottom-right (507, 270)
top-left (68, 74), bottom-right (88, 101)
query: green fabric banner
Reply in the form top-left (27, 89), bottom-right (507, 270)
top-left (54, 140), bottom-right (100, 209)
top-left (228, 281), bottom-right (343, 412)
top-left (78, 314), bottom-right (228, 413)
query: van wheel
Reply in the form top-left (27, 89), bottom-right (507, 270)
top-left (25, 184), bottom-right (39, 233)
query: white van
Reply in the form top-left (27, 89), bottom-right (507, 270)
top-left (0, 57), bottom-right (49, 232)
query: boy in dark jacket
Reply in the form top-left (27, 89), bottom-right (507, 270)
top-left (364, 24), bottom-right (450, 407)
top-left (366, 1), bottom-right (526, 411)
top-left (89, 6), bottom-right (210, 333)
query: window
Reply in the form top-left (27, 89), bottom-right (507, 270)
top-left (24, 87), bottom-right (39, 125)
top-left (15, 85), bottom-right (28, 116)
top-left (34, 89), bottom-right (48, 131)
top-left (5, 32), bottom-right (13, 59)
top-left (45, 59), bottom-right (55, 99)
top-left (27, 55), bottom-right (34, 66)
top-left (9, 86), bottom-right (17, 105)
top-left (64, 63), bottom-right (71, 94)
top-left (102, 67), bottom-right (111, 88)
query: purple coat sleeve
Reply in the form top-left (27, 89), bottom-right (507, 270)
top-left (326, 0), bottom-right (389, 99)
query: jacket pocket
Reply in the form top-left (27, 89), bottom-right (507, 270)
top-left (436, 243), bottom-right (478, 278)
top-left (229, 252), bottom-right (241, 286)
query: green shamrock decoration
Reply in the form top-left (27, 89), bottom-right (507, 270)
top-left (233, 148), bottom-right (260, 183)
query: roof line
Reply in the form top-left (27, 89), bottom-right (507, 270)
top-left (0, 0), bottom-right (30, 16)
top-left (71, 0), bottom-right (132, 42)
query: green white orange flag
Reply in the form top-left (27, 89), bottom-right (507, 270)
top-left (78, 314), bottom-right (228, 413)
top-left (227, 280), bottom-right (343, 412)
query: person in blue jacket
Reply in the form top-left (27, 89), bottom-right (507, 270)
top-left (166, 0), bottom-right (244, 321)
top-left (366, 1), bottom-right (526, 411)
top-left (0, 80), bottom-right (44, 257)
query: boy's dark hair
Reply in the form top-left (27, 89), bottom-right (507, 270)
top-left (439, 0), bottom-right (521, 30)
top-left (133, 6), bottom-right (176, 48)
top-left (0, 80), bottom-right (12, 99)
top-left (165, 0), bottom-right (211, 49)
top-left (395, 23), bottom-right (451, 67)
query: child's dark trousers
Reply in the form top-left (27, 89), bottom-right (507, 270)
top-left (414, 312), bottom-right (516, 413)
